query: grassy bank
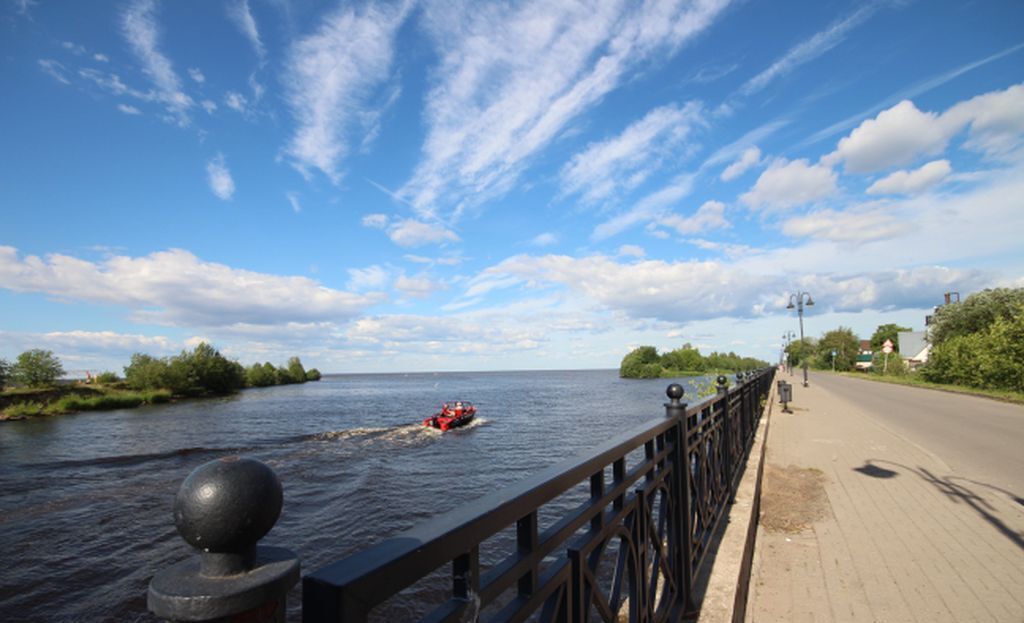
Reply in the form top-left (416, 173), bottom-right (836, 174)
top-left (836, 371), bottom-right (1024, 405)
top-left (0, 386), bottom-right (173, 420)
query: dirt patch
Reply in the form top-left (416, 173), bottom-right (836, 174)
top-left (760, 463), bottom-right (830, 532)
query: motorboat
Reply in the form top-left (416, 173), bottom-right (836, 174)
top-left (423, 401), bottom-right (476, 431)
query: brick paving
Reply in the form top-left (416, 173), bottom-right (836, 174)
top-left (746, 373), bottom-right (1024, 622)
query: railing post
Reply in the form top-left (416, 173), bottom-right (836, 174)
top-left (148, 457), bottom-right (300, 623)
top-left (665, 383), bottom-right (695, 615)
top-left (717, 375), bottom-right (736, 502)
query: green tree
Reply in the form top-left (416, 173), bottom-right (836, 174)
top-left (619, 346), bottom-right (661, 378)
top-left (305, 368), bottom-right (322, 381)
top-left (12, 349), bottom-right (65, 387)
top-left (175, 342), bottom-right (245, 395)
top-left (814, 327), bottom-right (859, 371)
top-left (870, 323), bottom-right (911, 353)
top-left (784, 339), bottom-right (815, 368)
top-left (286, 356), bottom-right (306, 384)
top-left (246, 362), bottom-right (277, 387)
top-left (661, 346), bottom-right (704, 374)
top-left (929, 288), bottom-right (1024, 345)
top-left (124, 353), bottom-right (170, 390)
top-left (0, 358), bottom-right (10, 391)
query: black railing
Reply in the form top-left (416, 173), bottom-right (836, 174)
top-left (147, 369), bottom-right (775, 623)
top-left (303, 369), bottom-right (774, 623)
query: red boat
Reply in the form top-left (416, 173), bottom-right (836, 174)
top-left (423, 401), bottom-right (477, 431)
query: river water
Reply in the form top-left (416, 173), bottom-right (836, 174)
top-left (0, 369), bottom-right (714, 622)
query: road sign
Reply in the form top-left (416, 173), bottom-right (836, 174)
top-left (882, 339), bottom-right (894, 354)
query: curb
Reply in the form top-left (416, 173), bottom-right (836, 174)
top-left (695, 377), bottom-right (776, 623)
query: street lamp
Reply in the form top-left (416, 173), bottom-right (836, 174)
top-left (782, 330), bottom-right (796, 375)
top-left (786, 292), bottom-right (814, 387)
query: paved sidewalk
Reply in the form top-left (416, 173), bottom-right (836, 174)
top-left (746, 373), bottom-right (1024, 622)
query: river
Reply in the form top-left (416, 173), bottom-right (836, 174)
top-left (0, 369), bottom-right (714, 622)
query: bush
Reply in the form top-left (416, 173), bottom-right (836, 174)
top-left (0, 358), bottom-right (10, 391)
top-left (3, 401), bottom-right (45, 418)
top-left (305, 368), bottom-right (322, 381)
top-left (870, 351), bottom-right (908, 376)
top-left (95, 371), bottom-right (120, 384)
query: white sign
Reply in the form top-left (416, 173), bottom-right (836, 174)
top-left (882, 339), bottom-right (894, 354)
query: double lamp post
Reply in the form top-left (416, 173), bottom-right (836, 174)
top-left (786, 291), bottom-right (814, 387)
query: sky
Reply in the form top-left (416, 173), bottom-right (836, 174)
top-left (1, 0), bottom-right (1023, 375)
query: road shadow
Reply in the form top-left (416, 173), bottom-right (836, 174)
top-left (854, 459), bottom-right (1024, 552)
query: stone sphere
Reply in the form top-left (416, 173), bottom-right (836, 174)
top-left (666, 383), bottom-right (684, 400)
top-left (173, 457), bottom-right (283, 553)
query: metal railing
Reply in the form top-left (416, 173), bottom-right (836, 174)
top-left (303, 369), bottom-right (774, 623)
top-left (147, 368), bottom-right (775, 623)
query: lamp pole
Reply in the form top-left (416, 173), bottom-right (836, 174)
top-left (782, 330), bottom-right (795, 374)
top-left (787, 292), bottom-right (814, 387)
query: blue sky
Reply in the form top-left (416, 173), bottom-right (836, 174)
top-left (2, 0), bottom-right (1023, 374)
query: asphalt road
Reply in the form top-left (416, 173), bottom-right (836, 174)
top-left (800, 371), bottom-right (1024, 498)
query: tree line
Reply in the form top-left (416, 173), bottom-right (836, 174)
top-left (620, 344), bottom-right (768, 379)
top-left (0, 343), bottom-right (322, 396)
top-left (784, 288), bottom-right (1023, 393)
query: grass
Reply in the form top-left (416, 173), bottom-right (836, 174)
top-left (836, 371), bottom-right (1024, 405)
top-left (1, 386), bottom-right (174, 420)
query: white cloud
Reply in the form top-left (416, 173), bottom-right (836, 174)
top-left (62, 40), bottom-right (87, 55)
top-left (741, 4), bottom-right (881, 95)
top-left (0, 246), bottom-right (384, 327)
top-left (559, 102), bottom-right (704, 204)
top-left (121, 0), bottom-right (193, 126)
top-left (660, 200), bottom-right (729, 235)
top-left (944, 83), bottom-right (1024, 158)
top-left (824, 100), bottom-right (954, 174)
top-left (401, 0), bottom-right (731, 219)
top-left (867, 160), bottom-right (951, 195)
top-left (200, 99), bottom-right (217, 113)
top-left (530, 232), bottom-right (558, 247)
top-left (361, 214), bottom-right (459, 248)
top-left (224, 91), bottom-right (248, 113)
top-left (14, 0), bottom-right (37, 16)
top-left (470, 252), bottom-right (991, 324)
top-left (227, 0), bottom-right (266, 62)
top-left (823, 84), bottom-right (1024, 174)
top-left (720, 146), bottom-right (761, 181)
top-left (206, 153), bottom-right (235, 200)
top-left (38, 59), bottom-right (70, 84)
top-left (395, 273), bottom-right (446, 299)
top-left (188, 67), bottom-right (205, 83)
top-left (347, 265), bottom-right (390, 290)
top-left (617, 245), bottom-right (645, 258)
top-left (94, 53), bottom-right (110, 63)
top-left (798, 44), bottom-right (1024, 150)
top-left (740, 158), bottom-right (837, 210)
top-left (362, 213), bottom-right (390, 229)
top-left (117, 103), bottom-right (142, 115)
top-left (387, 218), bottom-right (460, 248)
top-left (286, 192), bottom-right (301, 213)
top-left (592, 173), bottom-right (696, 240)
top-left (0, 330), bottom-right (174, 355)
top-left (283, 2), bottom-right (410, 182)
top-left (781, 208), bottom-right (912, 243)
